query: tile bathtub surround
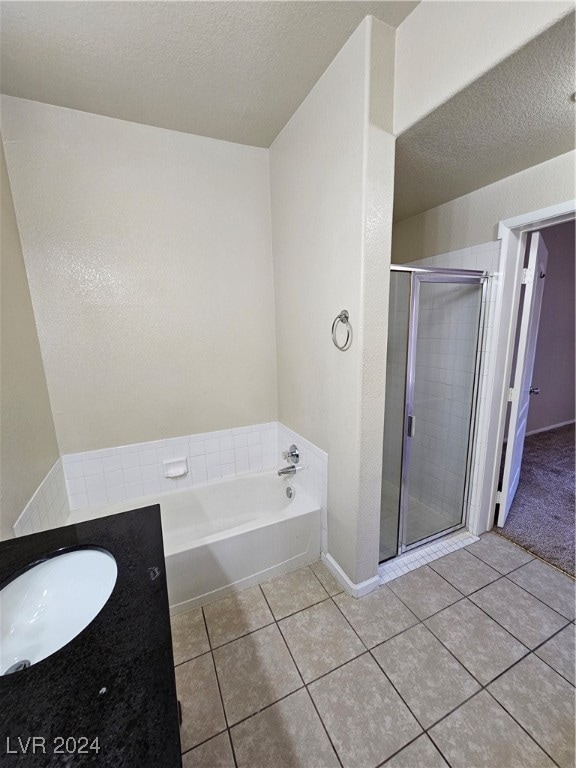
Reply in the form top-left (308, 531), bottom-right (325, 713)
top-left (174, 535), bottom-right (575, 767)
top-left (59, 421), bottom-right (328, 516)
top-left (277, 422), bottom-right (328, 550)
top-left (62, 422), bottom-right (279, 510)
top-left (12, 459), bottom-right (69, 537)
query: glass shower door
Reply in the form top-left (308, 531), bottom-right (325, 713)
top-left (400, 275), bottom-right (484, 550)
top-left (379, 268), bottom-right (485, 562)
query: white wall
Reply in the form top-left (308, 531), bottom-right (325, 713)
top-left (394, 0), bottom-right (573, 134)
top-left (527, 221), bottom-right (575, 433)
top-left (1, 96), bottom-right (277, 454)
top-left (270, 17), bottom-right (395, 585)
top-left (0, 139), bottom-right (60, 538)
top-left (392, 151), bottom-right (576, 264)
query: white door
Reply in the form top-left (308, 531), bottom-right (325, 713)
top-left (499, 232), bottom-right (548, 525)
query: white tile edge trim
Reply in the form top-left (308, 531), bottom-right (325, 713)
top-left (12, 458), bottom-right (69, 537)
top-left (278, 423), bottom-right (328, 553)
top-left (378, 530), bottom-right (480, 584)
top-left (322, 552), bottom-right (380, 599)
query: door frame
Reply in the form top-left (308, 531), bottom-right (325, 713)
top-left (482, 200), bottom-right (576, 531)
top-left (498, 233), bottom-right (548, 525)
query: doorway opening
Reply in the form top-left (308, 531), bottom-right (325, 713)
top-left (496, 221), bottom-right (575, 575)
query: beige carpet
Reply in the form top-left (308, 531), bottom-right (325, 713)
top-left (496, 424), bottom-right (575, 576)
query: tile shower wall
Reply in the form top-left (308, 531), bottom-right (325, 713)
top-left (409, 280), bottom-right (482, 528)
top-left (12, 460), bottom-right (69, 537)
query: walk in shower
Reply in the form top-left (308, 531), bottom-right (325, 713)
top-left (380, 266), bottom-right (487, 562)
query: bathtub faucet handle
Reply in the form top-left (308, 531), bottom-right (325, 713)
top-left (278, 464), bottom-right (302, 477)
top-left (282, 444), bottom-right (299, 464)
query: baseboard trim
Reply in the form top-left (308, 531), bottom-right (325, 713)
top-left (526, 419), bottom-right (575, 437)
top-left (321, 552), bottom-right (379, 598)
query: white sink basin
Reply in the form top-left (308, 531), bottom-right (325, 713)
top-left (0, 548), bottom-right (117, 675)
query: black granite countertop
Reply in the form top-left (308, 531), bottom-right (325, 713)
top-left (0, 506), bottom-right (182, 767)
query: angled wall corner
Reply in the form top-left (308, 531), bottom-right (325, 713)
top-left (0, 138), bottom-right (60, 539)
top-left (270, 16), bottom-right (396, 586)
top-left (355, 17), bottom-right (396, 584)
top-left (394, 0), bottom-right (574, 135)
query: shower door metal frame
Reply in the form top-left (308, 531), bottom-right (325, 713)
top-left (390, 266), bottom-right (488, 557)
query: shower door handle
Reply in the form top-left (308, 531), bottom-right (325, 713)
top-left (407, 415), bottom-right (416, 437)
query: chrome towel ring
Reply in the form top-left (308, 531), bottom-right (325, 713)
top-left (331, 310), bottom-right (352, 351)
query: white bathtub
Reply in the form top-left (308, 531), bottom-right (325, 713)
top-left (66, 471), bottom-right (321, 612)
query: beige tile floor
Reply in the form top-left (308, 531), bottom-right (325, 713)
top-left (173, 533), bottom-right (575, 768)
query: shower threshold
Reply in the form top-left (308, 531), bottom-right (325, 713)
top-left (380, 479), bottom-right (468, 560)
top-left (378, 530), bottom-right (479, 585)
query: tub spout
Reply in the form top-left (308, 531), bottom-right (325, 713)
top-left (278, 464), bottom-right (301, 477)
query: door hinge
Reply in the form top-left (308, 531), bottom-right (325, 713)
top-left (522, 267), bottom-right (534, 285)
top-left (508, 387), bottom-right (517, 402)
top-left (496, 491), bottom-right (502, 504)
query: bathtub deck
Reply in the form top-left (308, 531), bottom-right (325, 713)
top-left (172, 533), bottom-right (575, 768)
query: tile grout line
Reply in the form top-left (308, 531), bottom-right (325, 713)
top-left (373, 732), bottom-right (433, 768)
top-left (392, 559), bottom-right (572, 653)
top-left (202, 605), bottom-right (240, 768)
top-left (483, 688), bottom-right (563, 768)
top-left (384, 571), bottom-right (541, 684)
top-left (255, 580), bottom-right (346, 768)
top-left (180, 638), bottom-right (564, 765)
top-left (376, 606), bottom-right (566, 766)
top-left (503, 575), bottom-right (576, 621)
top-left (177, 556), bottom-right (573, 765)
top-left (522, 624), bottom-right (576, 689)
top-left (352, 555), bottom-right (574, 761)
top-left (368, 574), bottom-right (571, 763)
top-left (467, 575), bottom-right (572, 643)
top-left (179, 728), bottom-right (228, 759)
top-left (492, 528), bottom-right (576, 581)
top-left (370, 634), bottom-right (563, 768)
top-left (174, 568), bottom-right (336, 662)
top-left (314, 591), bottom-right (436, 753)
top-left (255, 573), bottom-right (357, 768)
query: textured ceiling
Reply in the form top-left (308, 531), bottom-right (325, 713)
top-left (0, 0), bottom-right (418, 147)
top-left (394, 11), bottom-right (576, 221)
